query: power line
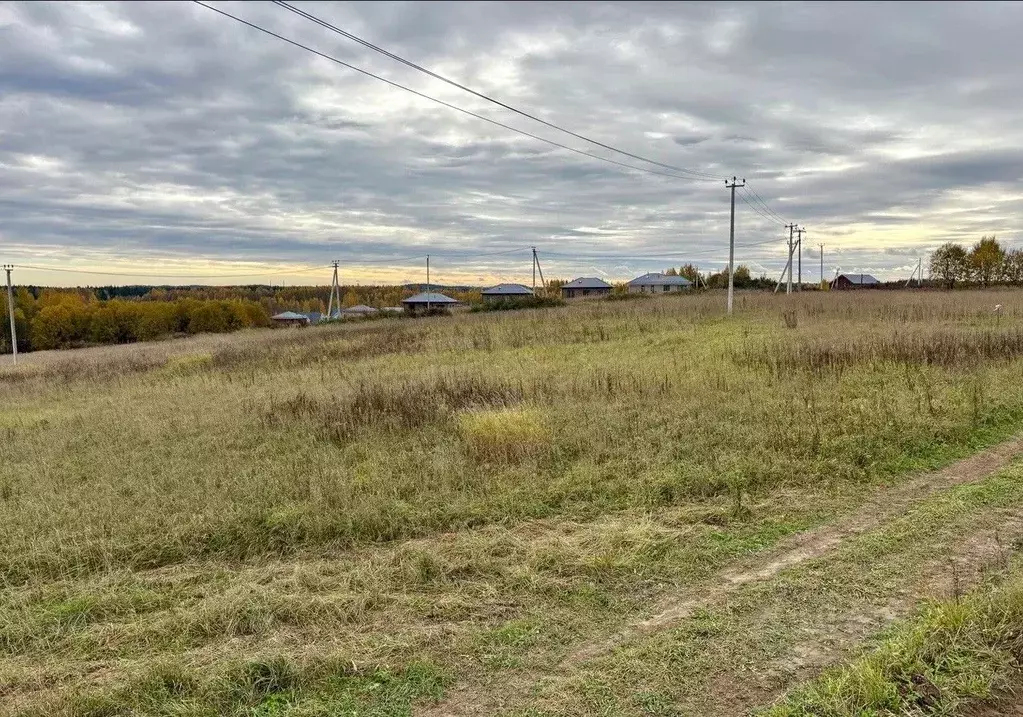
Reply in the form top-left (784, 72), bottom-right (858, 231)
top-left (742, 184), bottom-right (788, 224)
top-left (738, 191), bottom-right (785, 226)
top-left (270, 0), bottom-right (725, 182)
top-left (192, 1), bottom-right (716, 185)
top-left (15, 264), bottom-right (327, 278)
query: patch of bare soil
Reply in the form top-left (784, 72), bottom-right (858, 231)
top-left (417, 435), bottom-right (1023, 717)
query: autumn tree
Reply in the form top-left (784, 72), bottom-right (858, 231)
top-left (929, 243), bottom-right (969, 289)
top-left (678, 264), bottom-right (700, 284)
top-left (969, 235), bottom-right (1005, 287)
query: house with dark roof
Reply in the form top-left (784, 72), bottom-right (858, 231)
top-left (561, 277), bottom-right (613, 299)
top-left (831, 273), bottom-right (880, 290)
top-left (481, 283), bottom-right (534, 303)
top-left (627, 272), bottom-right (692, 294)
top-left (401, 292), bottom-right (460, 313)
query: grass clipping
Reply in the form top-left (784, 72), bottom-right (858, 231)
top-left (457, 407), bottom-right (551, 464)
top-left (765, 567), bottom-right (1023, 716)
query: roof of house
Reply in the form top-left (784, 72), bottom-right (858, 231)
top-left (627, 272), bottom-right (692, 287)
top-left (342, 304), bottom-right (378, 313)
top-left (271, 311), bottom-right (309, 321)
top-left (562, 277), bottom-right (613, 289)
top-left (401, 292), bottom-right (460, 304)
top-left (481, 283), bottom-right (534, 296)
top-left (306, 311), bottom-right (322, 323)
top-left (836, 273), bottom-right (880, 285)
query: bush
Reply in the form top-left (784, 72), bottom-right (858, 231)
top-left (604, 292), bottom-right (651, 302)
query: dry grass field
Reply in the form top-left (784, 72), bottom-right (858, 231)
top-left (5, 290), bottom-right (1023, 716)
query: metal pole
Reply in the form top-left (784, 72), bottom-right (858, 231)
top-left (426, 255), bottom-right (430, 311)
top-left (725, 177), bottom-right (745, 314)
top-left (4, 266), bottom-right (16, 365)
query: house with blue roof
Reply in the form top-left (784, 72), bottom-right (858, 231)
top-left (561, 277), bottom-right (613, 299)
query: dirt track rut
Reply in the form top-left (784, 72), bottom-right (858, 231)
top-left (420, 435), bottom-right (1023, 717)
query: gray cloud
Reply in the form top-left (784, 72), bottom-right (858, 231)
top-left (1, 0), bottom-right (1022, 285)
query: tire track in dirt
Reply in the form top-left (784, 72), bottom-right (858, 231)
top-left (711, 509), bottom-right (1023, 717)
top-left (419, 435), bottom-right (1023, 717)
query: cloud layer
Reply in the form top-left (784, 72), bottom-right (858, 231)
top-left (1, 1), bottom-right (1021, 285)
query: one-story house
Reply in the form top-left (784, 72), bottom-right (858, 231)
top-left (627, 273), bottom-right (692, 294)
top-left (401, 292), bottom-right (460, 313)
top-left (340, 304), bottom-right (379, 318)
top-left (271, 311), bottom-right (310, 327)
top-left (481, 283), bottom-right (534, 303)
top-left (831, 273), bottom-right (880, 290)
top-left (561, 277), bottom-right (613, 299)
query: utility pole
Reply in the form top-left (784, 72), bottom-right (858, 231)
top-left (426, 255), bottom-right (431, 310)
top-left (726, 176), bottom-right (745, 315)
top-left (533, 248), bottom-right (546, 295)
top-left (784, 224), bottom-right (796, 295)
top-left (905, 257), bottom-right (923, 288)
top-left (326, 260), bottom-right (340, 319)
top-left (796, 227), bottom-right (805, 291)
top-left (4, 265), bottom-right (16, 365)
top-left (819, 244), bottom-right (825, 290)
top-left (531, 246), bottom-right (537, 292)
top-left (774, 250), bottom-right (793, 293)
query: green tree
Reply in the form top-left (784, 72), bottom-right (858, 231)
top-left (969, 235), bottom-right (1005, 287)
top-left (929, 243), bottom-right (969, 289)
top-left (1004, 249), bottom-right (1023, 285)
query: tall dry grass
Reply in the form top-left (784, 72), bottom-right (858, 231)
top-left (6, 289), bottom-right (1023, 714)
top-left (3, 290), bottom-right (1023, 584)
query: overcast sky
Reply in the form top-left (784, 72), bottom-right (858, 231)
top-left (1, 1), bottom-right (1022, 286)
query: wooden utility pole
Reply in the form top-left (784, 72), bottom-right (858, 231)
top-left (726, 176), bottom-right (745, 315)
top-left (796, 227), bottom-right (805, 291)
top-left (4, 265), bottom-right (16, 364)
top-left (426, 255), bottom-right (431, 310)
top-left (326, 260), bottom-right (341, 319)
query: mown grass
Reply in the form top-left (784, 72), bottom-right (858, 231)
top-left (5, 290), bottom-right (1023, 713)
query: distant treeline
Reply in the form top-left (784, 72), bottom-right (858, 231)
top-left (0, 284), bottom-right (489, 353)
top-left (0, 290), bottom-right (270, 353)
